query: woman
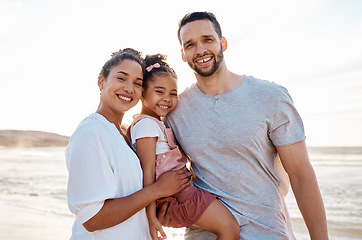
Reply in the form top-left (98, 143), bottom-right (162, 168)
top-left (66, 48), bottom-right (190, 239)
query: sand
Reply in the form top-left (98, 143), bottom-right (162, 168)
top-left (1, 196), bottom-right (362, 240)
top-left (0, 195), bottom-right (73, 240)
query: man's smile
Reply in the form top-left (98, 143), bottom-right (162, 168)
top-left (195, 56), bottom-right (213, 65)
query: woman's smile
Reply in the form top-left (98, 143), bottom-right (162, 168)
top-left (117, 93), bottom-right (133, 102)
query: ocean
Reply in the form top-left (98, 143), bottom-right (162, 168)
top-left (0, 146), bottom-right (361, 240)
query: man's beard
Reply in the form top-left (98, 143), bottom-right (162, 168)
top-left (191, 50), bottom-right (224, 77)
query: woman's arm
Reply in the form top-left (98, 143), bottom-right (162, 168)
top-left (83, 168), bottom-right (190, 232)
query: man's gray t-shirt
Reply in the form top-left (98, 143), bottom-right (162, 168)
top-left (166, 75), bottom-right (305, 239)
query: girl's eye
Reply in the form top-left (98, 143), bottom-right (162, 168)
top-left (171, 93), bottom-right (178, 97)
top-left (118, 77), bottom-right (125, 81)
top-left (156, 90), bottom-right (163, 94)
top-left (134, 82), bottom-right (142, 87)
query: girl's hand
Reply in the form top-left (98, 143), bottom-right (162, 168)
top-left (155, 168), bottom-right (191, 197)
top-left (148, 218), bottom-right (167, 240)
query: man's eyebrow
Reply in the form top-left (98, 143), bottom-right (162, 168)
top-left (183, 35), bottom-right (215, 46)
top-left (201, 34), bottom-right (215, 38)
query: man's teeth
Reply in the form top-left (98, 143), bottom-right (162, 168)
top-left (197, 57), bottom-right (212, 63)
top-left (119, 95), bottom-right (131, 101)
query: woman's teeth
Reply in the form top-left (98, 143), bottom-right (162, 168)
top-left (118, 95), bottom-right (131, 101)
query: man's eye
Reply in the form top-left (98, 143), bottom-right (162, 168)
top-left (185, 44), bottom-right (193, 49)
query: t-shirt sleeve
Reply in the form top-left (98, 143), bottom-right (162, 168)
top-left (131, 118), bottom-right (162, 145)
top-left (269, 86), bottom-right (306, 146)
top-left (66, 127), bottom-right (118, 224)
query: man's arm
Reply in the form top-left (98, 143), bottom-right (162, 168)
top-left (276, 140), bottom-right (329, 240)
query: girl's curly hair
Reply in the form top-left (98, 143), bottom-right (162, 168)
top-left (143, 53), bottom-right (177, 89)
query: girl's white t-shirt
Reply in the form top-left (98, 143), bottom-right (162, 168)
top-left (130, 118), bottom-right (170, 154)
top-left (66, 113), bottom-right (150, 240)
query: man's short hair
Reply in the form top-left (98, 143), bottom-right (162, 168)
top-left (177, 12), bottom-right (223, 44)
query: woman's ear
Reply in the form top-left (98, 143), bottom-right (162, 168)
top-left (98, 75), bottom-right (105, 91)
top-left (221, 37), bottom-right (228, 52)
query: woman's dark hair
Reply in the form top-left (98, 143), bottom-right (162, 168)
top-left (177, 11), bottom-right (222, 44)
top-left (99, 48), bottom-right (144, 79)
top-left (143, 53), bottom-right (177, 90)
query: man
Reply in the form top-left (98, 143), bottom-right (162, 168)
top-left (160, 12), bottom-right (329, 239)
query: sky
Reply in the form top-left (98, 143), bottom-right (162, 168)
top-left (1, 0), bottom-right (362, 146)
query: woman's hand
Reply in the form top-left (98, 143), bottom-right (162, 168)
top-left (155, 168), bottom-right (191, 197)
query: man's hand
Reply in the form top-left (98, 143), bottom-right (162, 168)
top-left (155, 168), bottom-right (191, 198)
top-left (156, 201), bottom-right (174, 228)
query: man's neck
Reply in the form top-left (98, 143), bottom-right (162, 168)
top-left (195, 65), bottom-right (244, 96)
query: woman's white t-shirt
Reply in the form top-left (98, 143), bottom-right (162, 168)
top-left (66, 113), bottom-right (150, 240)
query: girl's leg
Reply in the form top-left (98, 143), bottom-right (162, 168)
top-left (194, 199), bottom-right (240, 240)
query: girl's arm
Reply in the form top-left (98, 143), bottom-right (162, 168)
top-left (136, 137), bottom-right (167, 240)
top-left (83, 167), bottom-right (189, 232)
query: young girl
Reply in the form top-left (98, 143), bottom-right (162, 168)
top-left (126, 54), bottom-right (240, 240)
top-left (66, 48), bottom-right (191, 240)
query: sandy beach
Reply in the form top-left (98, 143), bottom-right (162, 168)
top-left (0, 195), bottom-right (73, 239)
top-left (1, 195), bottom-right (361, 240)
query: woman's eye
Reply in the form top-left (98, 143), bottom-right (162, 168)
top-left (156, 90), bottom-right (163, 94)
top-left (117, 77), bottom-right (125, 81)
top-left (134, 82), bottom-right (142, 87)
top-left (171, 93), bottom-right (178, 97)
